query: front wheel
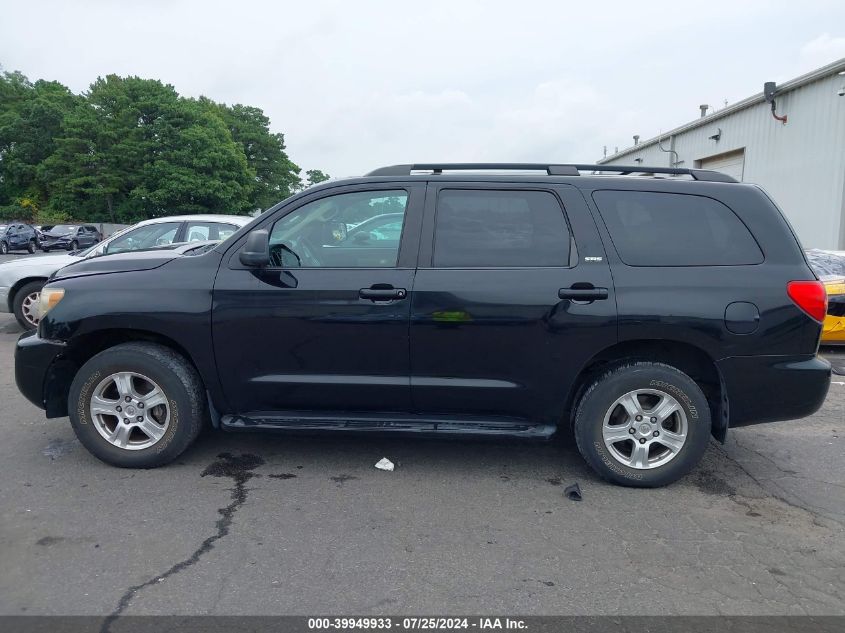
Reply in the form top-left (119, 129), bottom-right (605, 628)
top-left (27, 239), bottom-right (36, 254)
top-left (13, 280), bottom-right (44, 331)
top-left (573, 362), bottom-right (711, 487)
top-left (68, 342), bottom-right (207, 468)
top-left (0, 241), bottom-right (7, 255)
top-left (68, 240), bottom-right (78, 251)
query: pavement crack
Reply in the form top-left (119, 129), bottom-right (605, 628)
top-left (714, 443), bottom-right (844, 528)
top-left (100, 453), bottom-right (264, 631)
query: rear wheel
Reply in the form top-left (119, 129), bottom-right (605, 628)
top-left (13, 280), bottom-right (45, 330)
top-left (68, 342), bottom-right (206, 468)
top-left (573, 362), bottom-right (711, 487)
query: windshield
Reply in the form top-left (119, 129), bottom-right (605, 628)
top-left (806, 250), bottom-right (845, 279)
top-left (50, 224), bottom-right (78, 233)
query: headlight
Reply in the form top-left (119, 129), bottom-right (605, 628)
top-left (39, 287), bottom-right (65, 317)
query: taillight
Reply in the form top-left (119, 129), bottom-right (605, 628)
top-left (787, 280), bottom-right (827, 322)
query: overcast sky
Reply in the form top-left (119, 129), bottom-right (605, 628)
top-left (2, 0), bottom-right (844, 178)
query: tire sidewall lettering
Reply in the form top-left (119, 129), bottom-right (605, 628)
top-left (77, 370), bottom-right (101, 425)
top-left (594, 440), bottom-right (644, 480)
top-left (648, 379), bottom-right (698, 420)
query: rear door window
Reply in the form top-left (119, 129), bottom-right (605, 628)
top-left (592, 190), bottom-right (763, 266)
top-left (433, 189), bottom-right (571, 267)
top-left (185, 221), bottom-right (240, 242)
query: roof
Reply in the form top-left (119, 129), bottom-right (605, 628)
top-left (599, 57), bottom-right (845, 163)
top-left (136, 214), bottom-right (252, 226)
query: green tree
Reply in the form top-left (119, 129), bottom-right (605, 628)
top-left (39, 75), bottom-right (183, 222)
top-left (201, 98), bottom-right (301, 209)
top-left (0, 71), bottom-right (80, 210)
top-left (1, 69), bottom-right (319, 223)
top-left (41, 75), bottom-right (254, 221)
top-left (306, 169), bottom-right (330, 187)
top-left (130, 99), bottom-right (254, 217)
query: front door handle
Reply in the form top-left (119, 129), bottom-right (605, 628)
top-left (558, 286), bottom-right (609, 301)
top-left (359, 286), bottom-right (407, 301)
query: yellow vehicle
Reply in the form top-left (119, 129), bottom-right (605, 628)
top-left (805, 250), bottom-right (845, 344)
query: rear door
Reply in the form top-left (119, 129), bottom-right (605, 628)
top-left (409, 182), bottom-right (617, 424)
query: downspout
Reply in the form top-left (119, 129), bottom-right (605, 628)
top-left (657, 133), bottom-right (680, 167)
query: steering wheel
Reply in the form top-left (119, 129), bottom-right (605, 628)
top-left (296, 236), bottom-right (322, 266)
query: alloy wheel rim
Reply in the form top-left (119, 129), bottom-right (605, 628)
top-left (601, 388), bottom-right (688, 469)
top-left (90, 371), bottom-right (170, 450)
top-left (21, 292), bottom-right (41, 326)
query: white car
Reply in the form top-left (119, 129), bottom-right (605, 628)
top-left (0, 214), bottom-right (251, 330)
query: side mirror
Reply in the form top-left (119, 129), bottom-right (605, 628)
top-left (239, 229), bottom-right (270, 267)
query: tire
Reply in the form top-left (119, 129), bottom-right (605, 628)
top-left (27, 239), bottom-right (36, 254)
top-left (68, 240), bottom-right (78, 251)
top-left (68, 342), bottom-right (206, 468)
top-left (12, 280), bottom-right (45, 331)
top-left (0, 241), bottom-right (7, 255)
top-left (573, 362), bottom-right (711, 488)
top-left (41, 247), bottom-right (50, 252)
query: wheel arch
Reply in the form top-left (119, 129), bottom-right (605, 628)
top-left (8, 276), bottom-right (49, 311)
top-left (564, 339), bottom-right (729, 442)
top-left (45, 328), bottom-right (212, 419)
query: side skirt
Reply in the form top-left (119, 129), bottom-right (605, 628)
top-left (220, 411), bottom-right (556, 440)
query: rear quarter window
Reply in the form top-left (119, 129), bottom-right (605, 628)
top-left (592, 190), bottom-right (763, 267)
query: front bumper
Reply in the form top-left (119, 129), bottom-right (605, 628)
top-left (15, 331), bottom-right (68, 414)
top-left (717, 354), bottom-right (831, 427)
top-left (821, 314), bottom-right (845, 344)
top-left (40, 239), bottom-right (70, 249)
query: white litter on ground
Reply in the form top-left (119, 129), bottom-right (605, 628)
top-left (375, 457), bottom-right (395, 471)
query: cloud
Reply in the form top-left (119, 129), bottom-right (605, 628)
top-left (800, 33), bottom-right (845, 66)
top-left (2, 1), bottom-right (845, 177)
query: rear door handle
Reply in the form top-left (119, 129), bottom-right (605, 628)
top-left (359, 287), bottom-right (406, 301)
top-left (558, 286), bottom-right (609, 301)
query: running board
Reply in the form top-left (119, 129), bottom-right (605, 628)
top-left (220, 411), bottom-right (555, 439)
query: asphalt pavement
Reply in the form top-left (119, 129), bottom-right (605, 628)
top-left (0, 255), bottom-right (843, 616)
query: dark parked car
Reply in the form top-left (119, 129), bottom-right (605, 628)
top-left (40, 224), bottom-right (101, 252)
top-left (15, 163), bottom-right (831, 487)
top-left (0, 223), bottom-right (38, 254)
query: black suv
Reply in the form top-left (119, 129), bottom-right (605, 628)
top-left (15, 164), bottom-right (831, 487)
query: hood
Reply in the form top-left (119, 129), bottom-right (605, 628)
top-left (43, 230), bottom-right (74, 238)
top-left (52, 249), bottom-right (178, 281)
top-left (50, 242), bottom-right (213, 281)
top-left (0, 252), bottom-right (77, 271)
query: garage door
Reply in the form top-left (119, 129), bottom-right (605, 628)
top-left (697, 149), bottom-right (745, 182)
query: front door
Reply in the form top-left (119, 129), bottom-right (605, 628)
top-left (410, 183), bottom-right (617, 425)
top-left (213, 184), bottom-right (424, 414)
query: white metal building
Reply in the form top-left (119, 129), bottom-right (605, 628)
top-left (598, 58), bottom-right (845, 250)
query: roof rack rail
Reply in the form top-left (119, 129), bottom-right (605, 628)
top-left (365, 163), bottom-right (737, 183)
